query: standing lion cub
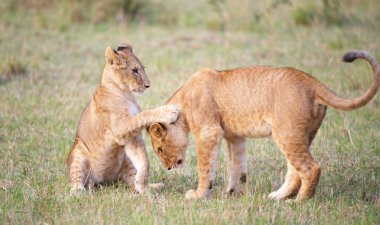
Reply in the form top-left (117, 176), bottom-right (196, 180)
top-left (147, 50), bottom-right (379, 201)
top-left (68, 43), bottom-right (179, 195)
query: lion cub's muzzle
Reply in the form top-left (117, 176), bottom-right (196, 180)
top-left (167, 159), bottom-right (184, 170)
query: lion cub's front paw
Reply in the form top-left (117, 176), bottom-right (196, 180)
top-left (157, 104), bottom-right (180, 124)
top-left (185, 189), bottom-right (198, 200)
top-left (185, 189), bottom-right (209, 200)
top-left (225, 186), bottom-right (243, 197)
top-left (134, 182), bottom-right (147, 194)
top-left (148, 182), bottom-right (165, 190)
top-left (70, 185), bottom-right (86, 196)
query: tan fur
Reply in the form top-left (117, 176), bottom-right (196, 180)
top-left (68, 44), bottom-right (179, 195)
top-left (148, 50), bottom-right (380, 200)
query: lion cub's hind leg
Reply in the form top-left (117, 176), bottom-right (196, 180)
top-left (68, 141), bottom-right (91, 196)
top-left (293, 152), bottom-right (321, 201)
top-left (272, 131), bottom-right (321, 201)
top-left (269, 99), bottom-right (325, 201)
top-left (225, 137), bottom-right (247, 196)
top-left (119, 155), bottom-right (137, 188)
top-left (268, 161), bottom-right (301, 200)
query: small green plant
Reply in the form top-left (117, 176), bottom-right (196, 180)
top-left (208, 0), bottom-right (228, 31)
top-left (322, 0), bottom-right (344, 26)
top-left (0, 57), bottom-right (28, 83)
top-left (328, 37), bottom-right (344, 50)
top-left (292, 6), bottom-right (314, 26)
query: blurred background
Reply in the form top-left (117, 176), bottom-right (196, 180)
top-left (1, 0), bottom-right (377, 31)
top-left (1, 0), bottom-right (379, 84)
top-left (1, 0), bottom-right (380, 78)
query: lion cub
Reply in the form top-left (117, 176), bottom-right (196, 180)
top-left (147, 50), bottom-right (379, 201)
top-left (68, 43), bottom-right (179, 195)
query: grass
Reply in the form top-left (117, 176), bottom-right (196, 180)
top-left (0, 1), bottom-right (379, 224)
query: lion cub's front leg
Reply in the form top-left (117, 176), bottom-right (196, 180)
top-left (112, 104), bottom-right (180, 145)
top-left (225, 138), bottom-right (247, 196)
top-left (185, 127), bottom-right (223, 200)
top-left (111, 104), bottom-right (179, 194)
top-left (123, 135), bottom-right (149, 193)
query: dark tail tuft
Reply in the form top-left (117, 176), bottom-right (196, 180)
top-left (317, 50), bottom-right (379, 111)
top-left (342, 51), bottom-right (358, 63)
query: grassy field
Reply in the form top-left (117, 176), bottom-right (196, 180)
top-left (1, 0), bottom-right (379, 224)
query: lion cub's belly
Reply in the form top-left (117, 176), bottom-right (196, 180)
top-left (222, 116), bottom-right (272, 138)
top-left (90, 146), bottom-right (126, 183)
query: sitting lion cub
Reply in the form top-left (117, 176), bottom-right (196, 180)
top-left (147, 50), bottom-right (379, 201)
top-left (68, 43), bottom-right (179, 195)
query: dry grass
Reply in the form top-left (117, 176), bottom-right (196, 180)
top-left (0, 1), bottom-right (379, 224)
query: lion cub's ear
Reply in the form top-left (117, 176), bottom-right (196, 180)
top-left (105, 47), bottom-right (121, 65)
top-left (149, 123), bottom-right (167, 139)
top-left (117, 43), bottom-right (133, 53)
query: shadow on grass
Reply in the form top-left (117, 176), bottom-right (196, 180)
top-left (318, 166), bottom-right (379, 204)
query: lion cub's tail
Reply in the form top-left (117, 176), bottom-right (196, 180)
top-left (315, 50), bottom-right (380, 110)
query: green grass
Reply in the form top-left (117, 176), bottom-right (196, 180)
top-left (1, 1), bottom-right (380, 224)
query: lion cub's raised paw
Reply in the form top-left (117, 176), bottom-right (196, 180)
top-left (156, 104), bottom-right (180, 124)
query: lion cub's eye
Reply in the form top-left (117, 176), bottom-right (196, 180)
top-left (157, 147), bottom-right (163, 153)
top-left (132, 68), bottom-right (139, 75)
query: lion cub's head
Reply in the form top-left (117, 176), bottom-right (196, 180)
top-left (104, 43), bottom-right (150, 93)
top-left (148, 120), bottom-right (189, 170)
